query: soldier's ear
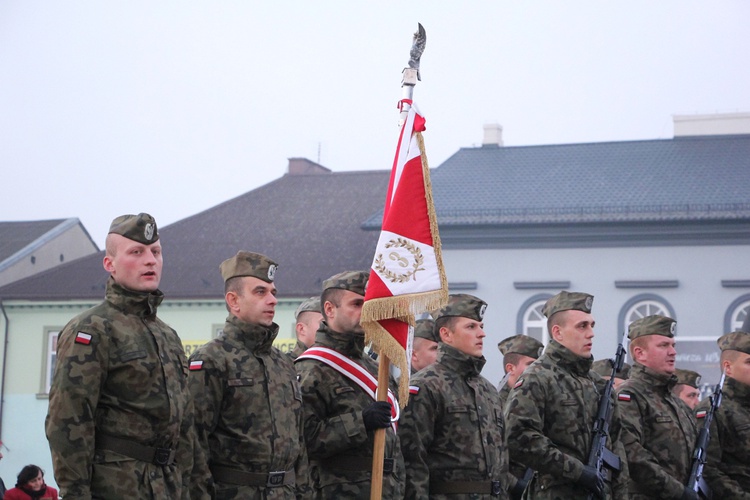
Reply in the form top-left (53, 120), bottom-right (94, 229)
top-left (225, 291), bottom-right (240, 313)
top-left (550, 323), bottom-right (563, 342)
top-left (103, 255), bottom-right (114, 273)
top-left (439, 326), bottom-right (452, 344)
top-left (323, 300), bottom-right (335, 319)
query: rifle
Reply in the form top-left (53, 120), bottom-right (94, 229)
top-left (586, 343), bottom-right (626, 500)
top-left (686, 370), bottom-right (726, 499)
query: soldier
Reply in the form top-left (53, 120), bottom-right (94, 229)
top-left (617, 315), bottom-right (698, 500)
top-left (399, 294), bottom-right (509, 499)
top-left (294, 271), bottom-right (405, 498)
top-left (187, 251), bottom-right (310, 498)
top-left (290, 296), bottom-right (323, 360)
top-left (505, 291), bottom-right (629, 499)
top-left (45, 213), bottom-right (203, 499)
top-left (673, 368), bottom-right (702, 410)
top-left (496, 334), bottom-right (544, 408)
top-left (592, 359), bottom-right (632, 390)
top-left (695, 331), bottom-right (750, 498)
top-left (410, 317), bottom-right (439, 374)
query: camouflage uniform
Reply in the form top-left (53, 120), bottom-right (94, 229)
top-left (504, 339), bottom-right (630, 499)
top-left (188, 315), bottom-right (310, 499)
top-left (46, 277), bottom-right (198, 499)
top-left (295, 321), bottom-right (405, 499)
top-left (399, 343), bottom-right (509, 499)
top-left (289, 340), bottom-right (307, 361)
top-left (617, 363), bottom-right (697, 499)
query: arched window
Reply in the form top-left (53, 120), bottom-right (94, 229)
top-left (618, 294), bottom-right (676, 343)
top-left (517, 294), bottom-right (553, 344)
top-left (724, 295), bottom-right (750, 333)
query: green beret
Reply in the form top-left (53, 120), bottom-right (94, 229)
top-left (435, 294), bottom-right (487, 322)
top-left (717, 330), bottom-right (750, 355)
top-left (414, 318), bottom-right (438, 343)
top-left (628, 315), bottom-right (676, 340)
top-left (542, 291), bottom-right (593, 318)
top-left (220, 251), bottom-right (278, 283)
top-left (591, 359), bottom-right (632, 379)
top-left (295, 296), bottom-right (321, 319)
top-left (108, 213), bottom-right (159, 244)
top-left (497, 335), bottom-right (543, 359)
top-left (322, 270), bottom-right (368, 296)
top-left (674, 368), bottom-right (701, 388)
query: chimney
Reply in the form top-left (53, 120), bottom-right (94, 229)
top-left (673, 112), bottom-right (750, 137)
top-left (482, 123), bottom-right (503, 147)
top-left (287, 158), bottom-right (332, 175)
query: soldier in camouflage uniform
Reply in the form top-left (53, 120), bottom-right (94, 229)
top-left (591, 359), bottom-right (631, 391)
top-left (45, 213), bottom-right (205, 499)
top-left (290, 296), bottom-right (323, 361)
top-left (505, 291), bottom-right (629, 499)
top-left (399, 294), bottom-right (509, 499)
top-left (616, 315), bottom-right (698, 500)
top-left (672, 368), bottom-right (702, 410)
top-left (695, 331), bottom-right (750, 498)
top-left (187, 251), bottom-right (310, 499)
top-left (496, 334), bottom-right (543, 499)
top-left (410, 317), bottom-right (439, 374)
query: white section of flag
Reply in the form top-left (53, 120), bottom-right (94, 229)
top-left (372, 230), bottom-right (439, 296)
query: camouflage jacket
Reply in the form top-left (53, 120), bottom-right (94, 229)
top-left (497, 379), bottom-right (529, 493)
top-left (695, 376), bottom-right (750, 499)
top-left (188, 315), bottom-right (310, 499)
top-left (288, 340), bottom-right (307, 361)
top-left (294, 322), bottom-right (405, 499)
top-left (617, 363), bottom-right (697, 499)
top-left (399, 343), bottom-right (510, 500)
top-left (45, 277), bottom-right (199, 500)
top-left (504, 340), bottom-right (629, 500)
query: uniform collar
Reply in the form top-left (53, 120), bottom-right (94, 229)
top-left (545, 339), bottom-right (593, 376)
top-left (632, 362), bottom-right (678, 391)
top-left (437, 343), bottom-right (486, 378)
top-left (312, 321), bottom-right (365, 359)
top-left (725, 376), bottom-right (750, 402)
top-left (222, 314), bottom-right (279, 352)
top-left (105, 276), bottom-right (164, 317)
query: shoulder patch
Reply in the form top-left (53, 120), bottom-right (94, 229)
top-left (695, 410), bottom-right (707, 419)
top-left (513, 378), bottom-right (524, 389)
top-left (409, 385), bottom-right (420, 395)
top-left (189, 360), bottom-right (204, 371)
top-left (75, 332), bottom-right (92, 345)
top-left (618, 393), bottom-right (631, 402)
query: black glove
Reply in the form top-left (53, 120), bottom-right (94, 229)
top-left (680, 487), bottom-right (699, 500)
top-left (362, 401), bottom-right (392, 430)
top-left (577, 465), bottom-right (604, 498)
top-left (509, 477), bottom-right (528, 500)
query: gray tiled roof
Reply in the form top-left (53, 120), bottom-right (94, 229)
top-left (0, 219), bottom-right (68, 262)
top-left (0, 170), bottom-right (390, 301)
top-left (363, 134), bottom-right (750, 227)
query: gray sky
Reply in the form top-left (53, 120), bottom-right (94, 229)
top-left (1, 1), bottom-right (748, 249)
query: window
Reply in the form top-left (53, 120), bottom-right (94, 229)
top-left (44, 330), bottom-right (59, 393)
top-left (518, 294), bottom-right (553, 344)
top-left (618, 294), bottom-right (675, 344)
top-left (725, 295), bottom-right (750, 333)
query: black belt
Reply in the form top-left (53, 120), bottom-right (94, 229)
top-left (430, 480), bottom-right (503, 496)
top-left (95, 433), bottom-right (175, 466)
top-left (321, 456), bottom-right (395, 475)
top-left (210, 465), bottom-right (296, 488)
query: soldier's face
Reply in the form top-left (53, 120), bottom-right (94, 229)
top-left (442, 317), bottom-right (485, 358)
top-left (506, 354), bottom-right (536, 387)
top-left (634, 335), bottom-right (676, 375)
top-left (326, 290), bottom-right (365, 335)
top-left (411, 337), bottom-right (438, 372)
top-left (296, 311), bottom-right (323, 347)
top-left (726, 351), bottom-right (750, 386)
top-left (553, 310), bottom-right (595, 358)
top-left (103, 234), bottom-right (162, 293)
top-left (229, 276), bottom-right (277, 327)
top-left (675, 384), bottom-right (700, 409)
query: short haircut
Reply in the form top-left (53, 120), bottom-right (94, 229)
top-left (721, 349), bottom-right (741, 365)
top-left (546, 310), bottom-right (569, 336)
top-left (503, 352), bottom-right (523, 371)
top-left (16, 464), bottom-right (43, 488)
top-left (321, 288), bottom-right (345, 319)
top-left (628, 336), bottom-right (648, 359)
top-left (104, 233), bottom-right (118, 257)
top-left (435, 316), bottom-right (459, 341)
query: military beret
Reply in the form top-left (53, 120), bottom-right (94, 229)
top-left (674, 368), bottom-right (701, 388)
top-left (591, 359), bottom-right (632, 380)
top-left (717, 330), bottom-right (750, 355)
top-left (414, 318), bottom-right (439, 343)
top-left (108, 213), bottom-right (159, 244)
top-left (322, 270), bottom-right (368, 296)
top-left (497, 335), bottom-right (544, 359)
top-left (628, 315), bottom-right (676, 340)
top-left (435, 294), bottom-right (487, 323)
top-left (542, 291), bottom-right (593, 318)
top-left (295, 296), bottom-right (321, 319)
top-left (220, 251), bottom-right (278, 283)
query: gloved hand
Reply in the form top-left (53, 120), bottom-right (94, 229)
top-left (509, 477), bottom-right (528, 500)
top-left (577, 465), bottom-right (604, 498)
top-left (679, 487), bottom-right (698, 500)
top-left (362, 401), bottom-right (392, 430)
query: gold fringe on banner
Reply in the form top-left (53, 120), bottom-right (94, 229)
top-left (363, 318), bottom-right (413, 407)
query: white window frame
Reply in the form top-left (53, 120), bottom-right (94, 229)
top-left (44, 329), bottom-right (60, 394)
top-left (522, 299), bottom-right (549, 344)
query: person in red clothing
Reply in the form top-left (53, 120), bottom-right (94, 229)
top-left (4, 465), bottom-right (58, 500)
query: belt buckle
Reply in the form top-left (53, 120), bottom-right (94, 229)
top-left (154, 448), bottom-right (172, 466)
top-left (491, 480), bottom-right (501, 496)
top-left (383, 458), bottom-right (394, 474)
top-left (267, 471), bottom-right (286, 487)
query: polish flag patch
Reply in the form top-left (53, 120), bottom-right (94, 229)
top-left (409, 385), bottom-right (420, 395)
top-left (618, 393), bottom-right (631, 402)
top-left (189, 360), bottom-right (204, 371)
top-left (514, 379), bottom-right (524, 389)
top-left (696, 410), bottom-right (707, 419)
top-left (75, 332), bottom-right (92, 345)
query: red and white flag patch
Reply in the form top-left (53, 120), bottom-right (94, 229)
top-left (409, 385), bottom-right (420, 395)
top-left (696, 410), bottom-right (707, 419)
top-left (618, 393), bottom-right (631, 402)
top-left (75, 332), bottom-right (92, 345)
top-left (189, 360), bottom-right (204, 371)
top-left (514, 379), bottom-right (524, 389)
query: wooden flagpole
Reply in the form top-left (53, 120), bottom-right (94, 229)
top-left (369, 356), bottom-right (390, 500)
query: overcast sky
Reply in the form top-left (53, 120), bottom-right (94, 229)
top-left (1, 1), bottom-right (748, 249)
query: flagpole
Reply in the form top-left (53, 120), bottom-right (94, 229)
top-left (369, 23), bottom-right (426, 500)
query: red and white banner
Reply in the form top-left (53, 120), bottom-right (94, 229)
top-left (361, 101), bottom-right (447, 406)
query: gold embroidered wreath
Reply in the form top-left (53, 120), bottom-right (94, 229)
top-left (374, 238), bottom-right (425, 283)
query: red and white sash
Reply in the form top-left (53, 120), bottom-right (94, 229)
top-left (297, 346), bottom-right (399, 431)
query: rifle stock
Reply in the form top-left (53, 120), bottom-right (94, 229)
top-left (686, 371), bottom-right (726, 500)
